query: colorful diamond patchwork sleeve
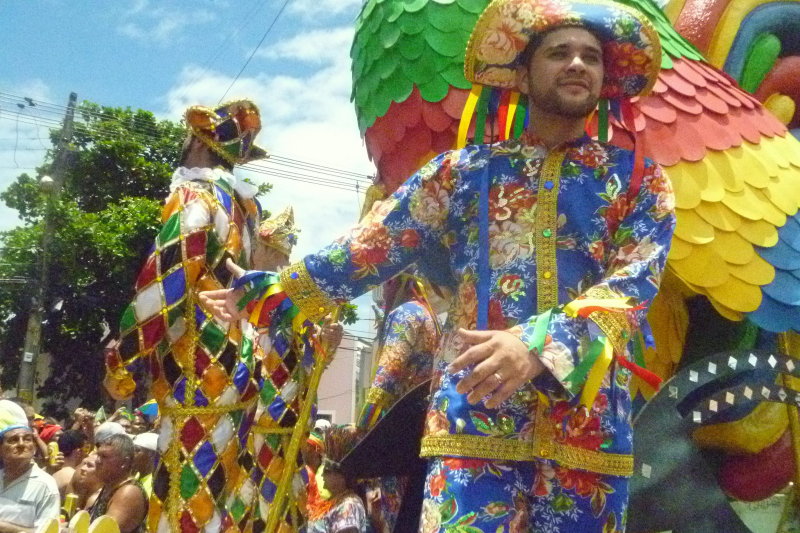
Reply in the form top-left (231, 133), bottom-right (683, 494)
top-left (104, 181), bottom-right (219, 400)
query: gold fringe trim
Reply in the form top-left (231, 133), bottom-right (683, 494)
top-left (365, 387), bottom-right (396, 408)
top-left (160, 400), bottom-right (254, 417)
top-left (420, 401), bottom-right (633, 477)
top-left (534, 150), bottom-right (566, 312)
top-left (583, 286), bottom-right (633, 354)
top-left (280, 262), bottom-right (336, 323)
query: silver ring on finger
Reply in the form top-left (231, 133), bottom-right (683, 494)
top-left (493, 372), bottom-right (504, 386)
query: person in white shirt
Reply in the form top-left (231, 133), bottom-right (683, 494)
top-left (0, 400), bottom-right (60, 532)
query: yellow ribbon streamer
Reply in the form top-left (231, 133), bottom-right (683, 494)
top-left (505, 92), bottom-right (520, 140)
top-left (563, 297), bottom-right (633, 318)
top-left (457, 85), bottom-right (483, 149)
top-left (580, 338), bottom-right (614, 408)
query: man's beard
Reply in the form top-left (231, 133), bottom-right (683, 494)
top-left (528, 84), bottom-right (599, 119)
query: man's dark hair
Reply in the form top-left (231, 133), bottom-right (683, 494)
top-left (98, 433), bottom-right (135, 465)
top-left (58, 430), bottom-right (87, 456)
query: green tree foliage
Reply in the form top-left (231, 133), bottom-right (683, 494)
top-left (0, 102), bottom-right (268, 416)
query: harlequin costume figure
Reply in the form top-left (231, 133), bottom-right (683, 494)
top-left (201, 0), bottom-right (675, 529)
top-left (103, 100), bottom-right (268, 532)
top-left (241, 207), bottom-right (311, 532)
top-left (357, 271), bottom-right (443, 533)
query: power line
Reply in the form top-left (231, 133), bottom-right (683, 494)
top-left (171, 0), bottom-right (272, 104)
top-left (218, 0), bottom-right (292, 103)
top-left (0, 93), bottom-right (376, 182)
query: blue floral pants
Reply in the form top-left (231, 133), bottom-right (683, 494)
top-left (419, 457), bottom-right (628, 532)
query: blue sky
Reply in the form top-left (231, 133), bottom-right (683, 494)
top-left (1, 0), bottom-right (378, 337)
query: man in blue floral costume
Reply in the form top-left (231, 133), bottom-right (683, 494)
top-left (202, 0), bottom-right (674, 530)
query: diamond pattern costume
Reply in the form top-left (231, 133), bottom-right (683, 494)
top-left (242, 208), bottom-right (316, 533)
top-left (104, 166), bottom-right (262, 533)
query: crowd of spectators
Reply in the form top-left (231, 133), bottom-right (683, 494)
top-left (0, 399), bottom-right (157, 532)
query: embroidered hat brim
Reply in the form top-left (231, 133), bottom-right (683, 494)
top-left (464, 0), bottom-right (662, 99)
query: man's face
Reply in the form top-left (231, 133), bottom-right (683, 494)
top-left (94, 444), bottom-right (128, 482)
top-left (0, 428), bottom-right (35, 466)
top-left (117, 418), bottom-right (132, 434)
top-left (131, 415), bottom-right (147, 435)
top-left (525, 27), bottom-right (604, 118)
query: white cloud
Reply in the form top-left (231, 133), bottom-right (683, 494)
top-left (256, 26), bottom-right (354, 64)
top-left (287, 0), bottom-right (363, 20)
top-left (117, 5), bottom-right (215, 45)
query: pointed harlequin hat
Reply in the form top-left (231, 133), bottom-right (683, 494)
top-left (185, 99), bottom-right (269, 165)
top-left (464, 0), bottom-right (662, 99)
top-left (258, 206), bottom-right (299, 257)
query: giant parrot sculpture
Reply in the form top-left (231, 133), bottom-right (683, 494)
top-left (350, 0), bottom-right (800, 518)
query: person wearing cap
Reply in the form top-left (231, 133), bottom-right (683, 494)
top-left (200, 0), bottom-right (675, 529)
top-left (0, 400), bottom-right (60, 532)
top-left (103, 99), bottom-right (269, 532)
top-left (131, 433), bottom-right (159, 499)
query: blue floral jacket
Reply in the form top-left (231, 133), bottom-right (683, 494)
top-left (247, 136), bottom-right (675, 476)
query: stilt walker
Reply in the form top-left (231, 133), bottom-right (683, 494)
top-left (104, 100), bottom-right (268, 532)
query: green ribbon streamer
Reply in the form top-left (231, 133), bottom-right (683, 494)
top-left (513, 97), bottom-right (527, 139)
top-left (562, 337), bottom-right (607, 396)
top-left (632, 332), bottom-right (646, 368)
top-left (527, 308), bottom-right (553, 355)
top-left (473, 87), bottom-right (492, 144)
top-left (237, 273), bottom-right (279, 311)
top-left (598, 98), bottom-right (609, 143)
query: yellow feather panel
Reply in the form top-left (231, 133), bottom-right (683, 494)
top-left (762, 176), bottom-right (800, 217)
top-left (708, 297), bottom-right (744, 321)
top-left (736, 218), bottom-right (779, 247)
top-left (727, 254), bottom-right (776, 286)
top-left (720, 186), bottom-right (766, 221)
top-left (694, 201), bottom-right (741, 232)
top-left (705, 149), bottom-right (745, 193)
top-left (706, 276), bottom-right (762, 312)
top-left (668, 163), bottom-right (702, 209)
top-left (668, 236), bottom-right (693, 261)
top-left (693, 402), bottom-right (788, 454)
top-left (749, 189), bottom-right (787, 227)
top-left (670, 245), bottom-right (731, 288)
top-left (733, 143), bottom-right (771, 189)
top-left (709, 230), bottom-right (754, 265)
top-left (674, 208), bottom-right (715, 244)
top-left (698, 159), bottom-right (725, 202)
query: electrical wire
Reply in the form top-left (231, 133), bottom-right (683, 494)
top-left (218, 0), bottom-right (292, 103)
top-left (0, 93), bottom-right (376, 182)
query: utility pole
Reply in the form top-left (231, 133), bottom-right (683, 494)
top-left (16, 92), bottom-right (77, 404)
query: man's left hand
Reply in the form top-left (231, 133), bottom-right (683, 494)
top-left (449, 329), bottom-right (544, 409)
top-left (198, 259), bottom-right (248, 322)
